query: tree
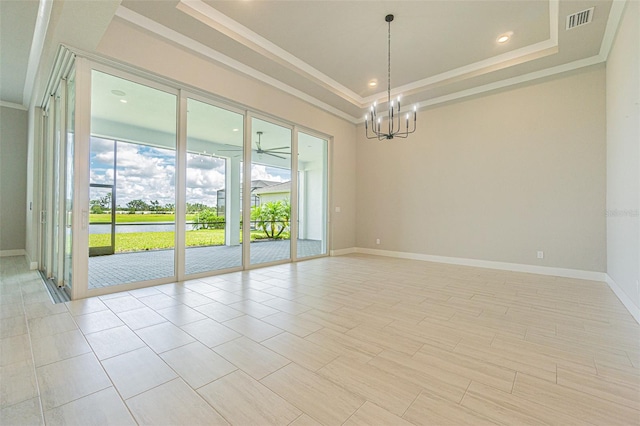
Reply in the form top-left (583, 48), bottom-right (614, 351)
top-left (251, 199), bottom-right (290, 239)
top-left (186, 202), bottom-right (209, 213)
top-left (126, 199), bottom-right (150, 213)
top-left (90, 192), bottom-right (112, 214)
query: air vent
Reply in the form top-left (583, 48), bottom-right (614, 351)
top-left (566, 7), bottom-right (594, 30)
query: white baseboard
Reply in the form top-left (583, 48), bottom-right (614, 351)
top-left (605, 274), bottom-right (640, 324)
top-left (0, 249), bottom-right (26, 257)
top-left (351, 247), bottom-right (640, 323)
top-left (353, 247), bottom-right (607, 281)
top-left (25, 251), bottom-right (38, 270)
top-left (330, 247), bottom-right (356, 256)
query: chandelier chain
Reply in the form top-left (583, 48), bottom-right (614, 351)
top-left (387, 16), bottom-right (391, 110)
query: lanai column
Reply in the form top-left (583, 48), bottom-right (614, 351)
top-left (225, 156), bottom-right (241, 246)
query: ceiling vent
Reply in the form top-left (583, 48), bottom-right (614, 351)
top-left (566, 7), bottom-right (594, 30)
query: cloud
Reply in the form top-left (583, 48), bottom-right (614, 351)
top-left (251, 164), bottom-right (290, 182)
top-left (90, 140), bottom-right (292, 209)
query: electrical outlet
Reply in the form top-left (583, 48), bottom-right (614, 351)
top-left (537, 251), bottom-right (544, 259)
top-left (335, 206), bottom-right (341, 213)
top-left (376, 238), bottom-right (380, 245)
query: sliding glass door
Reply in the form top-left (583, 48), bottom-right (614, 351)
top-left (87, 70), bottom-right (177, 289)
top-left (42, 56), bottom-right (331, 298)
top-left (249, 118), bottom-right (292, 266)
top-left (39, 69), bottom-right (75, 296)
top-left (185, 97), bottom-right (243, 275)
top-left (297, 132), bottom-right (328, 258)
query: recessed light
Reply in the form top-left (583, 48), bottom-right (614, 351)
top-left (232, 128), bottom-right (239, 132)
top-left (111, 89), bottom-right (126, 96)
top-left (497, 32), bottom-right (513, 43)
top-left (368, 79), bottom-right (378, 88)
top-left (120, 99), bottom-right (128, 104)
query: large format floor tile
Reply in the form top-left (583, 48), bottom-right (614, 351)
top-left (161, 341), bottom-right (236, 389)
top-left (35, 353), bottom-right (111, 410)
top-left (1, 254), bottom-right (639, 425)
top-left (198, 370), bottom-right (301, 425)
top-left (43, 387), bottom-right (136, 426)
top-left (101, 346), bottom-right (177, 399)
top-left (125, 379), bottom-right (228, 425)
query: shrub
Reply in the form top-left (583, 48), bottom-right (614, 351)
top-left (193, 209), bottom-right (225, 230)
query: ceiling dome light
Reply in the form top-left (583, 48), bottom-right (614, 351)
top-left (368, 79), bottom-right (378, 88)
top-left (497, 32), bottom-right (513, 43)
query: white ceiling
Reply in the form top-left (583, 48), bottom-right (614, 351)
top-left (1, 0), bottom-right (622, 123)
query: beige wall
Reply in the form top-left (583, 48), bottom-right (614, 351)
top-left (96, 18), bottom-right (357, 251)
top-left (356, 66), bottom-right (607, 272)
top-left (606, 1), bottom-right (640, 311)
top-left (0, 106), bottom-right (28, 251)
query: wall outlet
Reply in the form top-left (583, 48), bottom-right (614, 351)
top-left (537, 251), bottom-right (544, 259)
top-left (376, 238), bottom-right (380, 245)
top-left (335, 206), bottom-right (341, 213)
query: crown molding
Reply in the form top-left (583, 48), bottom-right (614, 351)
top-left (177, 0), bottom-right (363, 106)
top-left (23, 0), bottom-right (53, 107)
top-left (362, 0), bottom-right (559, 104)
top-left (409, 55), bottom-right (605, 116)
top-left (115, 6), bottom-right (359, 124)
top-left (598, 0), bottom-right (627, 61)
top-left (116, 0), bottom-right (623, 124)
top-left (177, 0), bottom-right (559, 109)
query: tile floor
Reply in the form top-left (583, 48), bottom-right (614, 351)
top-left (1, 254), bottom-right (639, 425)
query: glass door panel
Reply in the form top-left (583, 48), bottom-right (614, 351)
top-left (249, 118), bottom-right (292, 265)
top-left (51, 93), bottom-right (62, 283)
top-left (40, 103), bottom-right (53, 276)
top-left (297, 132), bottom-right (328, 258)
top-left (89, 183), bottom-right (115, 256)
top-left (63, 72), bottom-right (76, 292)
top-left (185, 98), bottom-right (243, 275)
top-left (88, 70), bottom-right (177, 289)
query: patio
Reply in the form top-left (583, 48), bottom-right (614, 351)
top-left (88, 239), bottom-right (322, 289)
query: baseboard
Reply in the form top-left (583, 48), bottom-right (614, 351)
top-left (605, 274), bottom-right (640, 324)
top-left (0, 249), bottom-right (26, 257)
top-left (330, 247), bottom-right (356, 256)
top-left (25, 251), bottom-right (38, 270)
top-left (353, 247), bottom-right (607, 282)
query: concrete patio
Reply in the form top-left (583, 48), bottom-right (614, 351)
top-left (88, 239), bottom-right (323, 289)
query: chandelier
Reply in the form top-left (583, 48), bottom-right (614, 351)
top-left (365, 14), bottom-right (417, 140)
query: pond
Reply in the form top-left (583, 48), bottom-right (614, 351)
top-left (89, 223), bottom-right (177, 234)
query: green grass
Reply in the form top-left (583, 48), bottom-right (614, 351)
top-left (90, 214), bottom-right (198, 223)
top-left (89, 229), bottom-right (288, 253)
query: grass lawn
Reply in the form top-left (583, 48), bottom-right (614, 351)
top-left (89, 229), bottom-right (287, 252)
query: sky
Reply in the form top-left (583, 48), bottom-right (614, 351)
top-left (89, 138), bottom-right (290, 208)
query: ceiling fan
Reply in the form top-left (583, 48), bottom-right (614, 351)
top-left (254, 131), bottom-right (290, 159)
top-left (216, 131), bottom-right (290, 159)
